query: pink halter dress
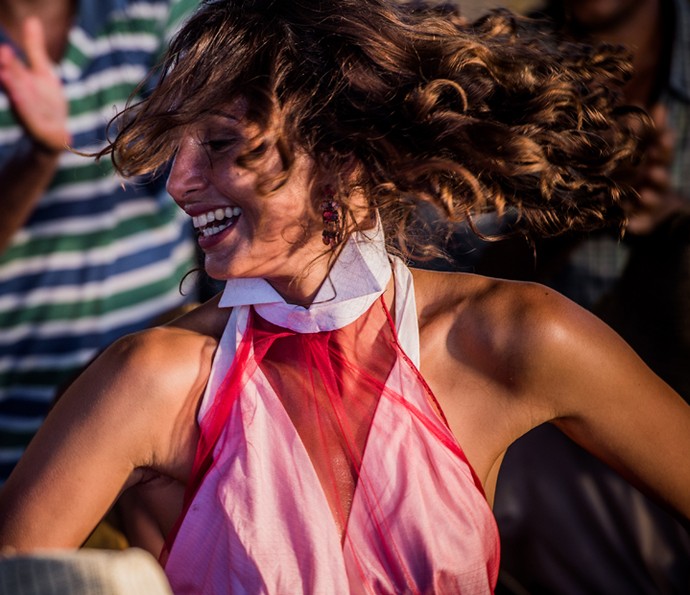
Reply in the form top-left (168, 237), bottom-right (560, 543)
top-left (163, 226), bottom-right (499, 594)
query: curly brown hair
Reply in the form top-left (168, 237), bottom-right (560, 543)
top-left (103, 0), bottom-right (649, 257)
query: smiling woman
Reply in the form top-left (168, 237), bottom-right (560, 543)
top-left (0, 1), bottom-right (689, 594)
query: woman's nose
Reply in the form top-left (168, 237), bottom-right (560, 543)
top-left (166, 138), bottom-right (209, 204)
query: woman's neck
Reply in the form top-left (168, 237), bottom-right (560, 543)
top-left (264, 255), bottom-right (334, 307)
top-left (266, 212), bottom-right (380, 307)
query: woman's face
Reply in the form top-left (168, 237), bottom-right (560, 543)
top-left (166, 102), bottom-right (330, 304)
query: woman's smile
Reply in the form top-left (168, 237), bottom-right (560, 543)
top-left (192, 206), bottom-right (243, 238)
top-left (192, 205), bottom-right (243, 249)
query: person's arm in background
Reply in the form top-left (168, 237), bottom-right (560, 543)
top-left (0, 16), bottom-right (70, 255)
top-left (625, 103), bottom-right (686, 235)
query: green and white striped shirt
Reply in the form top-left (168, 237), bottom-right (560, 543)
top-left (0, 0), bottom-right (199, 482)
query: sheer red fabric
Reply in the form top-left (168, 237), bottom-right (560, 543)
top-left (162, 296), bottom-right (497, 592)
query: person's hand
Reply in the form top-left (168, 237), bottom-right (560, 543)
top-left (0, 17), bottom-right (71, 153)
top-left (625, 103), bottom-right (685, 235)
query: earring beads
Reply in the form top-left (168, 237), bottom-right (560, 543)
top-left (320, 186), bottom-right (341, 247)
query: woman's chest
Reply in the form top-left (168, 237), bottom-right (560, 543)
top-left (419, 335), bottom-right (536, 490)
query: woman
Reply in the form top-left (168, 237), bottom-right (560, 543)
top-left (1, 1), bottom-right (689, 593)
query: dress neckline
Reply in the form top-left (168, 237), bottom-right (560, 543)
top-left (218, 223), bottom-right (392, 333)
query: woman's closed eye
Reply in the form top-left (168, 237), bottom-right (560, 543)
top-left (202, 137), bottom-right (240, 153)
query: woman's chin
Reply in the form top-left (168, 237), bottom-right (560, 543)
top-left (203, 257), bottom-right (236, 281)
top-left (204, 257), bottom-right (261, 282)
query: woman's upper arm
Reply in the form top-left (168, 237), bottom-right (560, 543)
top-left (0, 329), bottom-right (197, 551)
top-left (527, 288), bottom-right (690, 522)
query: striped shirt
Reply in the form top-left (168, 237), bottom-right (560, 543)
top-left (0, 0), bottom-right (199, 482)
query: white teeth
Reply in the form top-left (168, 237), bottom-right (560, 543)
top-left (201, 222), bottom-right (232, 237)
top-left (192, 206), bottom-right (242, 233)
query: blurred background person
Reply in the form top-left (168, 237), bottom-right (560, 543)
top-left (0, 0), bottom-right (198, 485)
top-left (523, 0), bottom-right (688, 305)
top-left (490, 0), bottom-right (690, 592)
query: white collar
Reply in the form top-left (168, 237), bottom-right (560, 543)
top-left (218, 222), bottom-right (391, 333)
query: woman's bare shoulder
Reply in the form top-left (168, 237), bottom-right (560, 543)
top-left (57, 295), bottom-right (228, 454)
top-left (107, 296), bottom-right (224, 376)
top-left (410, 266), bottom-right (660, 415)
top-left (410, 267), bottom-right (597, 391)
top-left (410, 267), bottom-right (575, 334)
top-left (412, 265), bottom-right (566, 307)
top-left (50, 295), bottom-right (233, 482)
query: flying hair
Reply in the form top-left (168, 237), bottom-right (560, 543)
top-left (100, 0), bottom-right (651, 257)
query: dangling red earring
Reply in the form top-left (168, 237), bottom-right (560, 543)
top-left (320, 186), bottom-right (341, 247)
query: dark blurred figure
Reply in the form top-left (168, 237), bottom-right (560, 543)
top-left (492, 0), bottom-right (690, 593)
top-left (526, 0), bottom-right (688, 305)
